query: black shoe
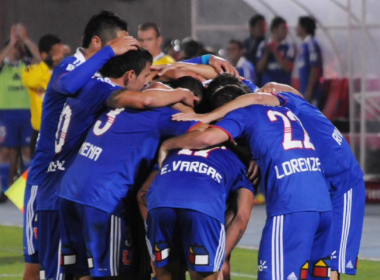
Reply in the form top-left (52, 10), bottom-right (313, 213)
top-left (0, 192), bottom-right (8, 203)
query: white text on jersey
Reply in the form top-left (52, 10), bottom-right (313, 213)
top-left (47, 160), bottom-right (65, 172)
top-left (275, 157), bottom-right (322, 179)
top-left (78, 142), bottom-right (102, 161)
top-left (161, 161), bottom-right (223, 183)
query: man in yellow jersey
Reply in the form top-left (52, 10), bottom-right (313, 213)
top-left (0, 24), bottom-right (40, 202)
top-left (138, 22), bottom-right (176, 65)
top-left (22, 34), bottom-right (66, 156)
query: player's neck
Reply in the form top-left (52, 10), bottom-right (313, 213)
top-left (109, 77), bottom-right (124, 87)
top-left (82, 47), bottom-right (98, 60)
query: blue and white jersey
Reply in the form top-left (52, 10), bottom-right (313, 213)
top-left (147, 146), bottom-right (254, 224)
top-left (236, 57), bottom-right (256, 84)
top-left (297, 35), bottom-right (323, 96)
top-left (276, 91), bottom-right (364, 196)
top-left (215, 105), bottom-right (332, 217)
top-left (256, 39), bottom-right (295, 86)
top-left (36, 76), bottom-right (121, 211)
top-left (59, 107), bottom-right (198, 214)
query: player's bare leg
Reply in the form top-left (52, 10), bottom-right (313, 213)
top-left (156, 261), bottom-right (182, 280)
top-left (23, 263), bottom-right (39, 280)
top-left (330, 271), bottom-right (340, 280)
top-left (188, 270), bottom-right (219, 280)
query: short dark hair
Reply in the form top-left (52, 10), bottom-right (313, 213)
top-left (228, 39), bottom-right (243, 50)
top-left (210, 85), bottom-right (246, 109)
top-left (299, 16), bottom-right (317, 36)
top-left (169, 76), bottom-right (204, 99)
top-left (181, 37), bottom-right (201, 60)
top-left (270, 17), bottom-right (286, 32)
top-left (38, 34), bottom-right (61, 54)
top-left (99, 47), bottom-right (152, 78)
top-left (82, 10), bottom-right (128, 48)
top-left (249, 14), bottom-right (265, 28)
top-left (138, 22), bottom-right (161, 37)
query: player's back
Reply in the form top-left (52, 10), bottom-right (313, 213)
top-left (36, 76), bottom-right (121, 211)
top-left (59, 107), bottom-right (196, 214)
top-left (216, 105), bottom-right (331, 217)
top-left (147, 146), bottom-right (253, 224)
top-left (278, 91), bottom-right (364, 196)
top-left (27, 53), bottom-right (84, 186)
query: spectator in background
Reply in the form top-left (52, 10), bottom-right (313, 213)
top-left (179, 37), bottom-right (201, 60)
top-left (256, 17), bottom-right (295, 86)
top-left (0, 24), bottom-right (40, 202)
top-left (296, 16), bottom-right (323, 106)
top-left (243, 14), bottom-right (266, 86)
top-left (22, 34), bottom-right (66, 157)
top-left (138, 22), bottom-right (176, 65)
top-left (227, 39), bottom-right (256, 83)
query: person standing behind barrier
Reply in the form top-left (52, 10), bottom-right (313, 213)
top-left (296, 16), bottom-right (324, 107)
top-left (227, 39), bottom-right (256, 83)
top-left (243, 14), bottom-right (266, 86)
top-left (256, 17), bottom-right (295, 86)
top-left (0, 24), bottom-right (40, 202)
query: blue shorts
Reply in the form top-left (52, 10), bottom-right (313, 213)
top-left (59, 199), bottom-right (133, 277)
top-left (147, 208), bottom-right (225, 273)
top-left (0, 109), bottom-right (32, 147)
top-left (258, 211), bottom-right (332, 280)
top-left (331, 181), bottom-right (365, 275)
top-left (37, 210), bottom-right (64, 280)
top-left (23, 183), bottom-right (39, 263)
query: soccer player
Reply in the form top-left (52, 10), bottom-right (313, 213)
top-left (22, 34), bottom-right (66, 156)
top-left (23, 10), bottom-right (137, 280)
top-left (145, 145), bottom-right (254, 280)
top-left (159, 86), bottom-right (333, 280)
top-left (227, 39), bottom-right (256, 83)
top-left (138, 22), bottom-right (176, 65)
top-left (58, 79), bottom-right (200, 278)
top-left (296, 16), bottom-right (323, 106)
top-left (174, 82), bottom-right (365, 279)
top-left (256, 17), bottom-right (295, 86)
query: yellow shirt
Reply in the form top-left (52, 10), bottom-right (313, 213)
top-left (152, 53), bottom-right (176, 66)
top-left (21, 61), bottom-right (52, 131)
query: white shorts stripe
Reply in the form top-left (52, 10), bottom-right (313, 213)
top-left (55, 240), bottom-right (62, 280)
top-left (216, 225), bottom-right (226, 270)
top-left (26, 185), bottom-right (38, 255)
top-left (116, 217), bottom-right (121, 275)
top-left (214, 223), bottom-right (225, 271)
top-left (271, 216), bottom-right (277, 280)
top-left (110, 215), bottom-right (114, 276)
top-left (279, 216), bottom-right (284, 280)
top-left (339, 189), bottom-right (353, 273)
top-left (271, 216), bottom-right (284, 280)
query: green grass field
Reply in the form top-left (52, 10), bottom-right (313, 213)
top-left (0, 225), bottom-right (378, 279)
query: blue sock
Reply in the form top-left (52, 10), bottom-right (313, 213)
top-left (0, 162), bottom-right (10, 192)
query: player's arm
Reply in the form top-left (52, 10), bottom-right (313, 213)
top-left (137, 170), bottom-right (159, 221)
top-left (152, 63), bottom-right (218, 81)
top-left (256, 43), bottom-right (270, 74)
top-left (272, 49), bottom-right (293, 73)
top-left (261, 82), bottom-right (303, 98)
top-left (224, 188), bottom-right (254, 257)
top-left (158, 127), bottom-right (229, 167)
top-left (182, 54), bottom-right (239, 76)
top-left (17, 24), bottom-right (41, 64)
top-left (54, 36), bottom-right (138, 95)
top-left (106, 88), bottom-right (199, 109)
top-left (172, 93), bottom-right (280, 123)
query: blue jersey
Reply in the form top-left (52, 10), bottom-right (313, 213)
top-left (298, 36), bottom-right (323, 96)
top-left (27, 47), bottom-right (114, 187)
top-left (59, 107), bottom-right (198, 214)
top-left (256, 40), bottom-right (295, 86)
top-left (277, 92), bottom-right (364, 196)
top-left (236, 57), bottom-right (256, 84)
top-left (215, 105), bottom-right (332, 217)
top-left (36, 77), bottom-right (120, 211)
top-left (147, 146), bottom-right (254, 224)
top-left (241, 78), bottom-right (260, 92)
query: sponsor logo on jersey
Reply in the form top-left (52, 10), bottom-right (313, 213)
top-left (300, 261), bottom-right (309, 280)
top-left (312, 258), bottom-right (331, 278)
top-left (155, 242), bottom-right (169, 262)
top-left (123, 250), bottom-right (132, 265)
top-left (346, 260), bottom-right (353, 269)
top-left (275, 157), bottom-right (322, 179)
top-left (287, 272), bottom-right (298, 280)
top-left (47, 160), bottom-right (65, 172)
top-left (258, 260), bottom-right (268, 272)
top-left (189, 245), bottom-right (209, 266)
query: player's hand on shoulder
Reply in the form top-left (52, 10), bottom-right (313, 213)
top-left (172, 112), bottom-right (212, 123)
top-left (174, 87), bottom-right (200, 108)
top-left (247, 160), bottom-right (261, 186)
top-left (107, 35), bottom-right (138, 56)
top-left (209, 55), bottom-right (239, 76)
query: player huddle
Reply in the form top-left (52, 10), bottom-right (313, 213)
top-left (23, 10), bottom-right (365, 280)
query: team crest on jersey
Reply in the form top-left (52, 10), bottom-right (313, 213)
top-left (155, 242), bottom-right (170, 262)
top-left (312, 257), bottom-right (331, 278)
top-left (33, 227), bottom-right (38, 239)
top-left (299, 261), bottom-right (309, 280)
top-left (189, 245), bottom-right (209, 266)
top-left (123, 250), bottom-right (133, 265)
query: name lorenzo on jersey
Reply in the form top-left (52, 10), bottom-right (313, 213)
top-left (78, 142), bottom-right (102, 161)
top-left (275, 157), bottom-right (322, 179)
top-left (160, 161), bottom-right (223, 183)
